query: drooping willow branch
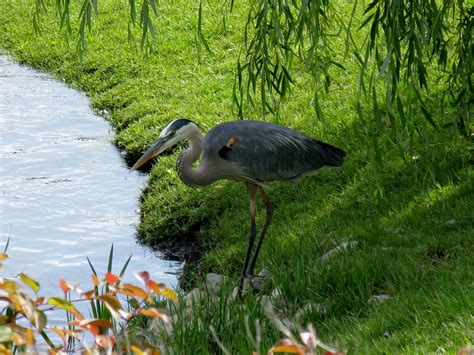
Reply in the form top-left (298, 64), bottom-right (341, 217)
top-left (233, 0), bottom-right (471, 138)
top-left (32, 0), bottom-right (472, 138)
top-left (233, 0), bottom-right (340, 122)
top-left (33, 0), bottom-right (159, 57)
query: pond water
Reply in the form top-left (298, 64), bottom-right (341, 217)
top-left (0, 54), bottom-right (180, 298)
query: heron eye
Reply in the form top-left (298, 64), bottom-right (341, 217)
top-left (168, 131), bottom-right (176, 137)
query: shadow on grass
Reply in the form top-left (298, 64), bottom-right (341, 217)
top-left (254, 135), bottom-right (473, 346)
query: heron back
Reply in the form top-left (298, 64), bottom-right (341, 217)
top-left (202, 120), bottom-right (346, 183)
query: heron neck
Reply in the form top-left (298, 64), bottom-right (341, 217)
top-left (177, 129), bottom-right (214, 187)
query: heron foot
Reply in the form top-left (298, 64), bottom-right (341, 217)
top-left (237, 268), bottom-right (271, 298)
top-left (236, 274), bottom-right (251, 299)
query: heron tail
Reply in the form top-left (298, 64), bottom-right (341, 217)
top-left (316, 140), bottom-right (346, 167)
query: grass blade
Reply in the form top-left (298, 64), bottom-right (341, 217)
top-left (86, 256), bottom-right (98, 276)
top-left (107, 244), bottom-right (114, 273)
top-left (119, 254), bottom-right (133, 279)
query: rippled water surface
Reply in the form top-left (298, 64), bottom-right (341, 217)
top-left (0, 54), bottom-right (179, 296)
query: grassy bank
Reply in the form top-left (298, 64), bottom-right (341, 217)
top-left (1, 0), bottom-right (473, 352)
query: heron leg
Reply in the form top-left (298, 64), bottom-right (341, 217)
top-left (247, 186), bottom-right (273, 277)
top-left (240, 183), bottom-right (258, 293)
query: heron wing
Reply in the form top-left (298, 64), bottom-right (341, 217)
top-left (203, 121), bottom-right (345, 183)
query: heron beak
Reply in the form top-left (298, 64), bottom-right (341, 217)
top-left (130, 137), bottom-right (167, 171)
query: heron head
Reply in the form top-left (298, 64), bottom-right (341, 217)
top-left (131, 118), bottom-right (198, 170)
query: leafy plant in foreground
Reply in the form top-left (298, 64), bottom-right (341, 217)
top-left (0, 249), bottom-right (345, 354)
top-left (0, 247), bottom-right (177, 353)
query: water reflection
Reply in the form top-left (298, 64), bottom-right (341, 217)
top-left (0, 54), bottom-right (180, 296)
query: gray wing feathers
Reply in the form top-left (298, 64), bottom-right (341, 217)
top-left (203, 121), bottom-right (345, 183)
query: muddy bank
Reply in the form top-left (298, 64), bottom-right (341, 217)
top-left (140, 220), bottom-right (208, 290)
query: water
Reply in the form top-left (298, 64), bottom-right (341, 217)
top-left (0, 54), bottom-right (180, 299)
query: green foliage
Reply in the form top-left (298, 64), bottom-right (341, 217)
top-left (355, 0), bottom-right (473, 137)
top-left (234, 0), bottom-right (472, 138)
top-left (29, 0), bottom-right (473, 139)
top-left (234, 0), bottom-right (341, 120)
top-left (33, 0), bottom-right (159, 55)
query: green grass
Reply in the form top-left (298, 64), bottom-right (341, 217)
top-left (1, 0), bottom-right (473, 353)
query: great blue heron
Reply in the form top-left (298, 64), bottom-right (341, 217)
top-left (131, 119), bottom-right (346, 290)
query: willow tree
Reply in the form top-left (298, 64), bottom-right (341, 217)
top-left (33, 0), bottom-right (472, 140)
